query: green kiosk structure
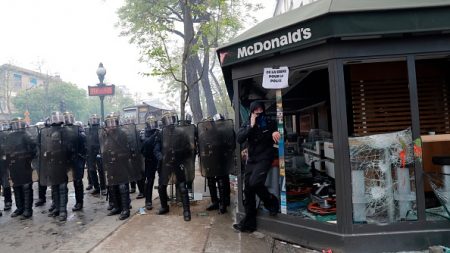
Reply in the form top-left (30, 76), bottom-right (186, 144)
top-left (218, 0), bottom-right (450, 252)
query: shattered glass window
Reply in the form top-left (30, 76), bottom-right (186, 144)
top-left (425, 169), bottom-right (450, 220)
top-left (349, 129), bottom-right (418, 224)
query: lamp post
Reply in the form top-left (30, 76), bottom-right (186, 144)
top-left (96, 63), bottom-right (106, 122)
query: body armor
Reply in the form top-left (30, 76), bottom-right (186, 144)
top-left (197, 119), bottom-right (236, 177)
top-left (99, 124), bottom-right (144, 186)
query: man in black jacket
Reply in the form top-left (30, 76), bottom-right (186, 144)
top-left (233, 101), bottom-right (280, 233)
top-left (140, 116), bottom-right (162, 210)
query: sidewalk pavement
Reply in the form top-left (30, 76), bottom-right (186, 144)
top-left (51, 169), bottom-right (318, 253)
top-left (88, 196), bottom-right (287, 253)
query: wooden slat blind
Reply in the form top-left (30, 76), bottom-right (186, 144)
top-left (350, 62), bottom-right (411, 136)
top-left (350, 61), bottom-right (450, 137)
top-left (417, 61), bottom-right (450, 135)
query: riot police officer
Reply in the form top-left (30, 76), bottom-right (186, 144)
top-left (0, 121), bottom-right (13, 213)
top-left (85, 114), bottom-right (106, 196)
top-left (100, 113), bottom-right (142, 220)
top-left (66, 115), bottom-right (86, 212)
top-left (3, 117), bottom-right (37, 219)
top-left (140, 116), bottom-right (162, 210)
top-left (40, 111), bottom-right (79, 221)
top-left (198, 113), bottom-right (234, 214)
top-left (159, 112), bottom-right (195, 221)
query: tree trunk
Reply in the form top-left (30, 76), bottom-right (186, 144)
top-left (181, 0), bottom-right (203, 123)
top-left (186, 57), bottom-right (203, 123)
top-left (193, 36), bottom-right (217, 118)
top-left (209, 53), bottom-right (230, 118)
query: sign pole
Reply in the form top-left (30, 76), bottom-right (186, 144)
top-left (262, 66), bottom-right (289, 215)
top-left (100, 95), bottom-right (105, 122)
top-left (276, 89), bottom-right (287, 214)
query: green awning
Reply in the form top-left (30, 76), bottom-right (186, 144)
top-left (217, 0), bottom-right (450, 67)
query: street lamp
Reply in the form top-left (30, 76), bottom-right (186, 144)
top-left (96, 63), bottom-right (106, 122)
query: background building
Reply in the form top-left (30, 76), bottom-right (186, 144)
top-left (0, 64), bottom-right (61, 121)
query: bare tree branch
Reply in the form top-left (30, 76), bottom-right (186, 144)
top-left (165, 5), bottom-right (183, 21)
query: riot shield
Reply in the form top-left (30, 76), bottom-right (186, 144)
top-left (197, 119), bottom-right (236, 177)
top-left (3, 129), bottom-right (37, 186)
top-left (27, 126), bottom-right (40, 174)
top-left (0, 130), bottom-right (9, 187)
top-left (39, 126), bottom-right (74, 186)
top-left (123, 124), bottom-right (144, 182)
top-left (99, 124), bottom-right (143, 186)
top-left (63, 125), bottom-right (81, 173)
top-left (161, 124), bottom-right (196, 185)
top-left (85, 126), bottom-right (100, 169)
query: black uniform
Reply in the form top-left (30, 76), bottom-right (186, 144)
top-left (86, 125), bottom-right (106, 194)
top-left (100, 123), bottom-right (143, 220)
top-left (140, 128), bottom-right (162, 210)
top-left (159, 122), bottom-right (196, 221)
top-left (40, 124), bottom-right (79, 222)
top-left (3, 128), bottom-right (37, 219)
top-left (72, 127), bottom-right (86, 211)
top-left (234, 101), bottom-right (279, 232)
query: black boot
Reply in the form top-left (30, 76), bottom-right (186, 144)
top-left (107, 186), bottom-right (114, 211)
top-left (136, 179), bottom-right (145, 199)
top-left (88, 168), bottom-right (99, 194)
top-left (4, 186), bottom-right (12, 211)
top-left (206, 177), bottom-right (219, 211)
top-left (118, 184), bottom-right (130, 220)
top-left (107, 186), bottom-right (121, 216)
top-left (48, 185), bottom-right (59, 217)
top-left (58, 183), bottom-right (68, 222)
top-left (233, 216), bottom-right (256, 233)
top-left (11, 186), bottom-right (24, 217)
top-left (72, 180), bottom-right (84, 211)
top-left (129, 182), bottom-right (136, 193)
top-left (97, 157), bottom-right (107, 192)
top-left (35, 184), bottom-right (47, 207)
top-left (179, 182), bottom-right (191, 222)
top-left (145, 177), bottom-right (154, 210)
top-left (21, 183), bottom-right (33, 219)
top-left (217, 177), bottom-right (228, 214)
top-left (223, 176), bottom-right (231, 207)
top-left (157, 185), bottom-right (169, 215)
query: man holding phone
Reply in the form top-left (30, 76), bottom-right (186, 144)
top-left (234, 101), bottom-right (281, 233)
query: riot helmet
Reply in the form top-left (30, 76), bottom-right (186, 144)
top-left (0, 121), bottom-right (10, 131)
top-left (10, 117), bottom-right (26, 130)
top-left (88, 114), bottom-right (100, 126)
top-left (105, 113), bottom-right (119, 128)
top-left (213, 113), bottom-right (225, 121)
top-left (146, 115), bottom-right (158, 130)
top-left (63, 111), bottom-right (75, 125)
top-left (123, 117), bottom-right (135, 125)
top-left (157, 120), bottom-right (163, 130)
top-left (161, 111), bottom-right (178, 126)
top-left (74, 121), bottom-right (85, 133)
top-left (50, 111), bottom-right (65, 125)
top-left (185, 113), bottom-right (193, 124)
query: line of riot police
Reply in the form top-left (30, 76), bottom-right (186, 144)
top-left (0, 109), bottom-right (236, 223)
top-left (139, 111), bottom-right (235, 221)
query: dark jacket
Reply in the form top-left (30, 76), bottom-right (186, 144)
top-left (140, 129), bottom-right (162, 168)
top-left (237, 117), bottom-right (277, 162)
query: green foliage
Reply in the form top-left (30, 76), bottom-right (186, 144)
top-left (117, 0), bottom-right (262, 119)
top-left (117, 0), bottom-right (260, 81)
top-left (12, 81), bottom-right (87, 123)
top-left (12, 81), bottom-right (134, 124)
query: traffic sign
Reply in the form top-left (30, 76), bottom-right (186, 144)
top-left (88, 85), bottom-right (115, 96)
